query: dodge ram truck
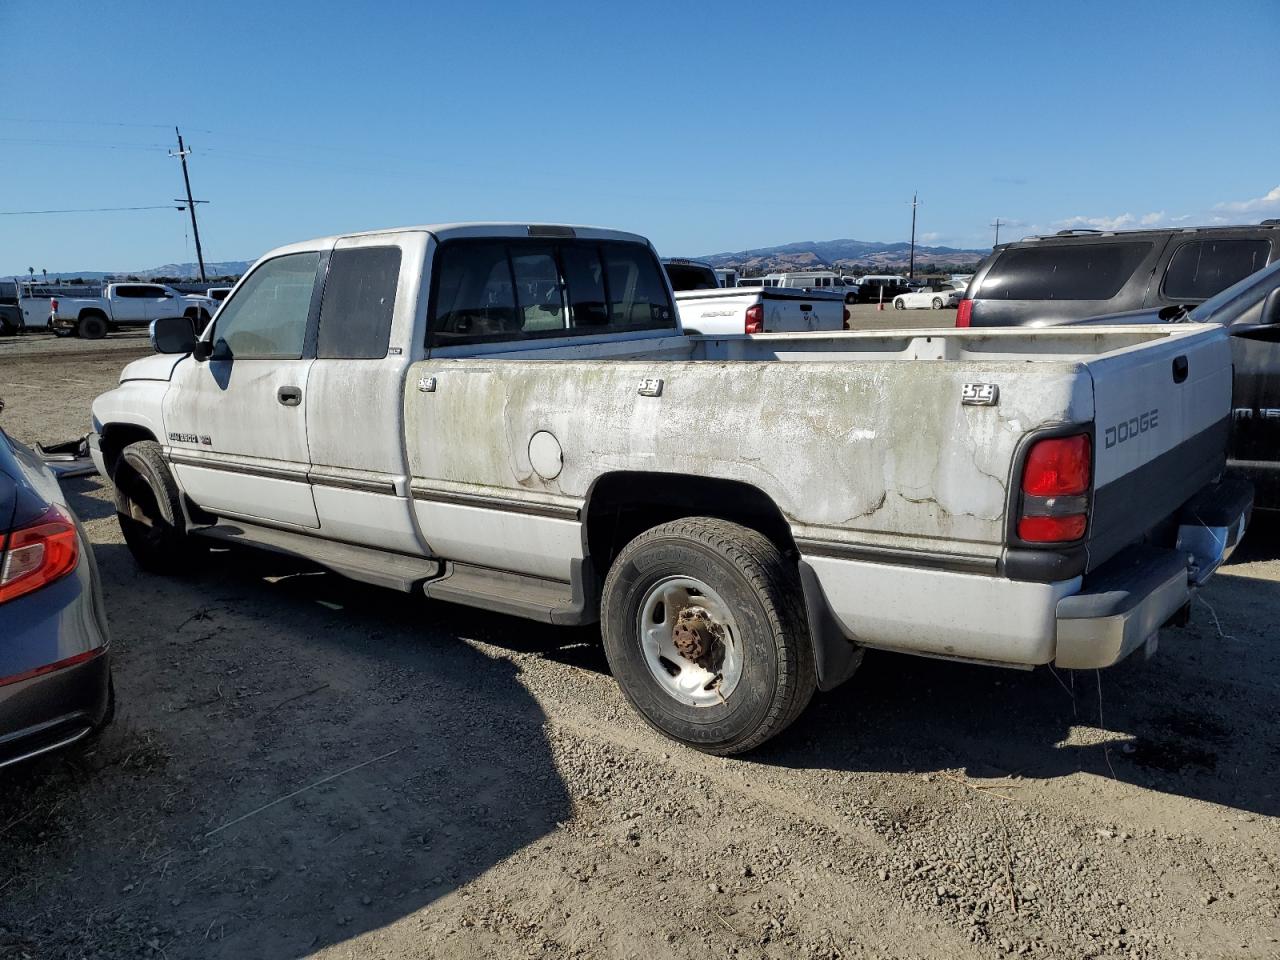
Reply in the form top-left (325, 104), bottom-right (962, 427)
top-left (89, 222), bottom-right (1252, 755)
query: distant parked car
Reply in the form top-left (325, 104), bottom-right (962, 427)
top-left (852, 275), bottom-right (911, 304)
top-left (0, 411), bottom-right (112, 769)
top-left (893, 283), bottom-right (962, 310)
top-left (957, 222), bottom-right (1280, 328)
top-left (661, 258), bottom-right (721, 291)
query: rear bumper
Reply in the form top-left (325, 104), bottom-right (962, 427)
top-left (0, 647), bottom-right (111, 769)
top-left (1054, 477), bottom-right (1252, 669)
top-left (800, 477), bottom-right (1252, 678)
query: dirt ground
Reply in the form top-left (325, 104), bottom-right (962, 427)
top-left (0, 325), bottom-right (1277, 960)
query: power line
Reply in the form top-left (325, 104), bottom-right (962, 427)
top-left (0, 205), bottom-right (178, 216)
top-left (0, 117), bottom-right (215, 133)
top-left (0, 136), bottom-right (171, 150)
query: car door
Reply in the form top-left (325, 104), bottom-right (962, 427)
top-left (305, 232), bottom-right (430, 554)
top-left (161, 249), bottom-right (324, 528)
top-left (110, 285), bottom-right (150, 324)
top-left (142, 285), bottom-right (178, 321)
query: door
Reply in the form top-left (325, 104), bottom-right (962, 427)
top-left (162, 250), bottom-right (324, 528)
top-left (305, 233), bottom-right (429, 554)
top-left (109, 285), bottom-right (152, 324)
top-left (143, 285), bottom-right (178, 321)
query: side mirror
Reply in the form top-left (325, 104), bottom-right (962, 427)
top-left (1230, 287), bottom-right (1280, 341)
top-left (150, 315), bottom-right (198, 354)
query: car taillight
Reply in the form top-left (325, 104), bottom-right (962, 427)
top-left (745, 304), bottom-right (764, 334)
top-left (1016, 434), bottom-right (1091, 543)
top-left (955, 299), bottom-right (972, 327)
top-left (843, 306), bottom-right (851, 330)
top-left (0, 504), bottom-right (80, 604)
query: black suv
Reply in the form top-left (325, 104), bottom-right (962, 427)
top-left (957, 222), bottom-right (1280, 328)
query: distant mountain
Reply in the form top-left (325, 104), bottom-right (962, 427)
top-left (19, 260), bottom-right (252, 282)
top-left (696, 238), bottom-right (989, 275)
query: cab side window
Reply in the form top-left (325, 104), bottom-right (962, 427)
top-left (317, 246), bottom-right (402, 359)
top-left (211, 252), bottom-right (320, 360)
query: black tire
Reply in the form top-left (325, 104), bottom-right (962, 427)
top-left (601, 517), bottom-right (816, 755)
top-left (78, 313), bottom-right (108, 339)
top-left (931, 297), bottom-right (943, 310)
top-left (893, 298), bottom-right (905, 310)
top-left (113, 440), bottom-right (204, 573)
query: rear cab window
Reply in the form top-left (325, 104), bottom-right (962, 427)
top-left (428, 238), bottom-right (676, 347)
top-left (977, 242), bottom-right (1153, 300)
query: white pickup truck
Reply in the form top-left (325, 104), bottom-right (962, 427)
top-left (90, 222), bottom-right (1253, 755)
top-left (663, 258), bottom-right (846, 335)
top-left (47, 282), bottom-right (217, 339)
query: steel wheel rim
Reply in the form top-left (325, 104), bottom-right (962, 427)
top-left (638, 576), bottom-right (743, 707)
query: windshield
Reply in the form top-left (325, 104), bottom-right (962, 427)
top-left (1189, 258), bottom-right (1280, 326)
top-left (664, 263), bottom-right (719, 291)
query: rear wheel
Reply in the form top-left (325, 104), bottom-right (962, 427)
top-left (601, 518), bottom-right (816, 755)
top-left (931, 297), bottom-right (943, 310)
top-left (78, 313), bottom-right (108, 339)
top-left (113, 440), bottom-right (205, 573)
top-left (893, 298), bottom-right (906, 310)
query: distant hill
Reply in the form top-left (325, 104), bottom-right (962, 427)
top-left (696, 238), bottom-right (989, 275)
top-left (21, 260), bottom-right (253, 282)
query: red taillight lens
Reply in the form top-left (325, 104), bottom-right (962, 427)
top-left (1018, 514), bottom-right (1088, 542)
top-left (1017, 434), bottom-right (1091, 543)
top-left (1022, 435), bottom-right (1091, 497)
top-left (955, 299), bottom-right (972, 327)
top-left (0, 504), bottom-right (80, 604)
top-left (745, 303), bottom-right (764, 334)
top-left (51, 298), bottom-right (59, 313)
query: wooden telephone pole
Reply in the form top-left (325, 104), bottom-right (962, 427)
top-left (170, 127), bottom-right (208, 282)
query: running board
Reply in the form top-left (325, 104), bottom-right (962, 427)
top-left (423, 562), bottom-right (595, 625)
top-left (193, 521), bottom-right (441, 592)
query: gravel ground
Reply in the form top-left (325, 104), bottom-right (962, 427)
top-left (0, 328), bottom-right (1277, 960)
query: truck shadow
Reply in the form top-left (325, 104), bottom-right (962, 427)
top-left (0, 542), bottom-right (572, 960)
top-left (759, 572), bottom-right (1280, 818)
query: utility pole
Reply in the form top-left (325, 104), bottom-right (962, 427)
top-left (170, 127), bottom-right (208, 282)
top-left (908, 191), bottom-right (918, 279)
top-left (991, 217), bottom-right (1003, 248)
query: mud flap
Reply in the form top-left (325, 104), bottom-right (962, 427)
top-left (798, 558), bottom-right (863, 691)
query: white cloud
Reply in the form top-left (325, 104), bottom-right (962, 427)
top-left (1055, 211), bottom-right (1170, 231)
top-left (921, 231), bottom-right (941, 242)
top-left (1214, 185), bottom-right (1280, 214)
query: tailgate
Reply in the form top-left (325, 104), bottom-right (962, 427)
top-left (1085, 325), bottom-right (1233, 570)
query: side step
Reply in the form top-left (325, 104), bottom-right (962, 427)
top-left (424, 562), bottom-right (591, 625)
top-left (193, 521), bottom-right (441, 592)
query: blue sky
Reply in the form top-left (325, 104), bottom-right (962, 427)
top-left (2, 0), bottom-right (1278, 276)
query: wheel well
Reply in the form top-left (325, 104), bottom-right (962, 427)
top-left (79, 308), bottom-right (107, 321)
top-left (584, 472), bottom-right (796, 580)
top-left (98, 424), bottom-right (157, 478)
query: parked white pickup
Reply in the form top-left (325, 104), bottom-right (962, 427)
top-left (663, 258), bottom-right (845, 334)
top-left (90, 222), bottom-right (1251, 754)
top-left (46, 283), bottom-right (216, 340)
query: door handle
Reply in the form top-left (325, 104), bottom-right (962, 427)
top-left (277, 386), bottom-right (302, 406)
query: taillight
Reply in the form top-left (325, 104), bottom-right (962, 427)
top-left (745, 304), bottom-right (764, 334)
top-left (843, 307), bottom-right (851, 330)
top-left (1017, 434), bottom-right (1091, 543)
top-left (955, 299), bottom-right (972, 327)
top-left (0, 504), bottom-right (80, 604)
top-left (51, 298), bottom-right (59, 314)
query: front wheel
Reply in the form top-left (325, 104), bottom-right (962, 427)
top-left (931, 298), bottom-right (943, 310)
top-left (601, 518), bottom-right (816, 755)
top-left (113, 440), bottom-right (205, 573)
